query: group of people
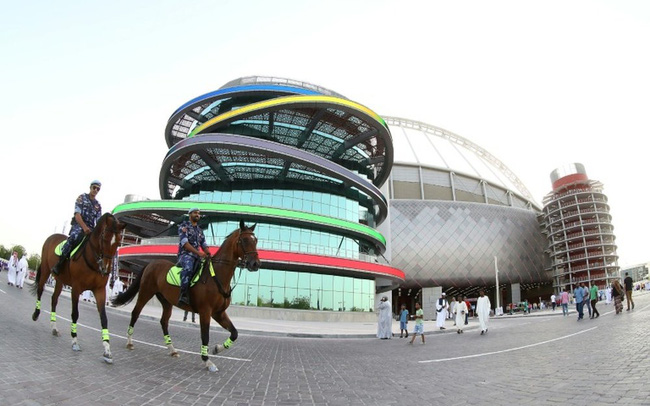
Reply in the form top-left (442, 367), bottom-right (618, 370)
top-left (551, 272), bottom-right (637, 319)
top-left (6, 251), bottom-right (28, 289)
top-left (377, 289), bottom-right (493, 342)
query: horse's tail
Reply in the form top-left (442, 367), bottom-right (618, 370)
top-left (29, 265), bottom-right (41, 296)
top-left (112, 269), bottom-right (143, 307)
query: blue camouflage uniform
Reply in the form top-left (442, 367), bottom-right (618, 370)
top-left (61, 193), bottom-right (102, 258)
top-left (177, 220), bottom-right (209, 288)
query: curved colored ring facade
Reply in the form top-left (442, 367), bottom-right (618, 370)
top-left (160, 134), bottom-right (389, 224)
top-left (118, 245), bottom-right (405, 280)
top-left (112, 200), bottom-right (386, 249)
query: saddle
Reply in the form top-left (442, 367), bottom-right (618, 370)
top-left (166, 259), bottom-right (215, 287)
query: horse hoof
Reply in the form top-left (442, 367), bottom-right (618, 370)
top-left (126, 343), bottom-right (134, 350)
top-left (72, 343), bottom-right (81, 352)
top-left (213, 344), bottom-right (224, 354)
top-left (171, 352), bottom-right (179, 358)
top-left (207, 364), bottom-right (218, 373)
top-left (103, 354), bottom-right (113, 364)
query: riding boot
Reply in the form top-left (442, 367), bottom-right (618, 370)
top-left (178, 284), bottom-right (190, 306)
top-left (51, 256), bottom-right (67, 276)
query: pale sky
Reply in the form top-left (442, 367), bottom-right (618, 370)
top-left (1, 1), bottom-right (649, 267)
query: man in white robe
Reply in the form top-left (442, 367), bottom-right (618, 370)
top-left (435, 292), bottom-right (448, 330)
top-left (17, 254), bottom-right (28, 289)
top-left (605, 287), bottom-right (612, 305)
top-left (476, 289), bottom-right (491, 335)
top-left (7, 252), bottom-right (18, 286)
top-left (112, 277), bottom-right (124, 300)
top-left (376, 296), bottom-right (392, 339)
top-left (455, 298), bottom-right (468, 334)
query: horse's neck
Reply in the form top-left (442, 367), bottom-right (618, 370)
top-left (211, 236), bottom-right (238, 283)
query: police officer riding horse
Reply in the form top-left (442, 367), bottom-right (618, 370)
top-left (177, 207), bottom-right (211, 305)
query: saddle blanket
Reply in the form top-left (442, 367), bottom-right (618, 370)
top-left (166, 264), bottom-right (212, 287)
top-left (54, 238), bottom-right (85, 257)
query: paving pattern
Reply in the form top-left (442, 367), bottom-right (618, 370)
top-left (1, 281), bottom-right (648, 405)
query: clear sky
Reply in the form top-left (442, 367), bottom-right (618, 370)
top-left (1, 1), bottom-right (649, 267)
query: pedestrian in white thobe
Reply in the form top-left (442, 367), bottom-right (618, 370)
top-left (476, 290), bottom-right (491, 335)
top-left (17, 254), bottom-right (28, 289)
top-left (605, 287), bottom-right (612, 305)
top-left (376, 296), bottom-right (392, 339)
top-left (82, 290), bottom-right (93, 302)
top-left (435, 293), bottom-right (448, 330)
top-left (112, 278), bottom-right (124, 300)
top-left (455, 299), bottom-right (468, 333)
top-left (7, 252), bottom-right (18, 286)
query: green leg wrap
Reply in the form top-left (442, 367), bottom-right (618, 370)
top-left (71, 323), bottom-right (77, 334)
top-left (102, 328), bottom-right (110, 342)
top-left (201, 345), bottom-right (208, 357)
top-left (164, 335), bottom-right (172, 345)
top-left (36, 300), bottom-right (41, 310)
top-left (223, 338), bottom-right (233, 349)
top-left (127, 326), bottom-right (134, 336)
top-left (50, 312), bottom-right (56, 322)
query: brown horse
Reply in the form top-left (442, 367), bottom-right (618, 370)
top-left (112, 220), bottom-right (260, 372)
top-left (31, 213), bottom-right (127, 363)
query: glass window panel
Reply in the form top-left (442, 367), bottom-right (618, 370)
top-left (333, 276), bottom-right (344, 291)
top-left (321, 289), bottom-right (333, 311)
top-left (343, 277), bottom-right (353, 292)
top-left (322, 274), bottom-right (333, 291)
top-left (258, 269), bottom-right (272, 286)
top-left (231, 283), bottom-right (246, 305)
top-left (333, 291), bottom-right (345, 311)
top-left (284, 271), bottom-right (298, 288)
top-left (298, 273), bottom-right (310, 289)
top-left (285, 288), bottom-right (297, 305)
top-left (310, 273), bottom-right (322, 289)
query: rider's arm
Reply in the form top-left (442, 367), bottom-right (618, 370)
top-left (74, 212), bottom-right (91, 234)
top-left (183, 242), bottom-right (204, 257)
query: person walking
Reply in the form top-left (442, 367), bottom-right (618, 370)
top-left (435, 293), bottom-right (448, 330)
top-left (398, 304), bottom-right (409, 338)
top-left (583, 284), bottom-right (592, 319)
top-left (7, 252), bottom-right (18, 286)
top-left (455, 297), bottom-right (468, 334)
top-left (16, 253), bottom-right (28, 289)
top-left (589, 283), bottom-right (600, 319)
top-left (476, 290), bottom-right (491, 335)
top-left (376, 296), bottom-right (392, 339)
top-left (574, 283), bottom-right (585, 321)
top-left (560, 287), bottom-right (570, 316)
top-left (550, 293), bottom-right (556, 311)
top-left (463, 296), bottom-right (471, 325)
top-left (623, 272), bottom-right (635, 311)
top-left (408, 302), bottom-right (425, 345)
top-left (605, 286), bottom-right (612, 305)
top-left (51, 180), bottom-right (103, 275)
top-left (611, 280), bottom-right (624, 315)
top-left (183, 310), bottom-right (196, 323)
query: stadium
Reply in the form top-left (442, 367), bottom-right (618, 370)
top-left (113, 76), bottom-right (550, 316)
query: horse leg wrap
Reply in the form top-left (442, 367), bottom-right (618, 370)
top-left (36, 300), bottom-right (41, 310)
top-left (223, 338), bottom-right (233, 349)
top-left (127, 326), bottom-right (134, 336)
top-left (71, 323), bottom-right (77, 334)
top-left (201, 345), bottom-right (209, 360)
top-left (50, 312), bottom-right (57, 322)
top-left (164, 335), bottom-right (172, 346)
top-left (102, 328), bottom-right (110, 342)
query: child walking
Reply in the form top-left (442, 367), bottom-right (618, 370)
top-left (409, 302), bottom-right (425, 344)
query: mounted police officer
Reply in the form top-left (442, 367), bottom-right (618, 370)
top-left (51, 180), bottom-right (103, 275)
top-left (177, 208), bottom-right (211, 306)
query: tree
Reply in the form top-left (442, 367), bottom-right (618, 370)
top-left (28, 254), bottom-right (41, 271)
top-left (10, 245), bottom-right (26, 258)
top-left (0, 245), bottom-right (8, 260)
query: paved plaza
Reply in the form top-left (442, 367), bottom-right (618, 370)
top-left (1, 280), bottom-right (648, 405)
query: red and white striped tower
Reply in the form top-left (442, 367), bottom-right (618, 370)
top-left (541, 163), bottom-right (619, 293)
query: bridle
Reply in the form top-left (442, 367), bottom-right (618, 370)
top-left (210, 228), bottom-right (259, 298)
top-left (81, 214), bottom-right (121, 275)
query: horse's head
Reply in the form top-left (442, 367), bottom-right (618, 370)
top-left (94, 213), bottom-right (127, 275)
top-left (236, 219), bottom-right (260, 272)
